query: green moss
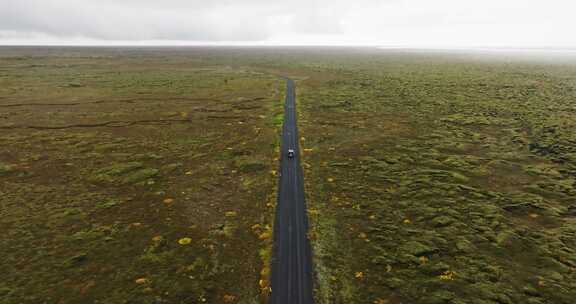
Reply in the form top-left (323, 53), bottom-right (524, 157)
top-left (431, 216), bottom-right (455, 227)
top-left (441, 113), bottom-right (516, 126)
top-left (234, 156), bottom-right (268, 173)
top-left (0, 284), bottom-right (15, 297)
top-left (132, 152), bottom-right (164, 161)
top-left (71, 229), bottom-right (105, 242)
top-left (162, 162), bottom-right (183, 173)
top-left (93, 143), bottom-right (124, 152)
top-left (0, 163), bottom-right (16, 176)
top-left (209, 222), bottom-right (236, 238)
top-left (96, 199), bottom-right (122, 209)
top-left (138, 250), bottom-right (176, 265)
top-left (400, 241), bottom-right (438, 257)
top-left (122, 168), bottom-right (159, 184)
top-left (95, 162), bottom-right (144, 177)
top-left (5, 47), bottom-right (576, 304)
top-left (455, 239), bottom-right (475, 253)
top-left (420, 261), bottom-right (451, 275)
top-left (273, 112), bottom-right (284, 127)
top-left (423, 290), bottom-right (455, 304)
top-left (88, 162), bottom-right (158, 185)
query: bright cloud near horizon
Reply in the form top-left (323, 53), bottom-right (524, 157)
top-left (1, 0), bottom-right (575, 47)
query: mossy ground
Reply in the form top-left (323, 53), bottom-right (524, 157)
top-left (0, 48), bottom-right (281, 304)
top-left (294, 50), bottom-right (576, 304)
top-left (2, 47), bottom-right (576, 304)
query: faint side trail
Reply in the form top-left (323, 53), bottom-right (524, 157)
top-left (0, 119), bottom-right (191, 130)
top-left (0, 97), bottom-right (219, 108)
top-left (0, 96), bottom-right (269, 108)
top-left (270, 78), bottom-right (314, 304)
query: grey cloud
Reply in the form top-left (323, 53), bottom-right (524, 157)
top-left (0, 1), bottom-right (266, 40)
top-left (0, 0), bottom-right (382, 41)
top-left (3, 0), bottom-right (570, 47)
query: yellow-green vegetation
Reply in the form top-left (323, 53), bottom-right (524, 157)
top-left (3, 47), bottom-right (576, 304)
top-left (0, 48), bottom-right (281, 303)
top-left (296, 50), bottom-right (576, 304)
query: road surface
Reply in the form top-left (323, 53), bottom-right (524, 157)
top-left (270, 78), bottom-right (314, 304)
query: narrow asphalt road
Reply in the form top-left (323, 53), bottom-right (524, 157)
top-left (270, 78), bottom-right (314, 304)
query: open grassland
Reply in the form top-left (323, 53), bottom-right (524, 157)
top-left (294, 50), bottom-right (576, 304)
top-left (0, 48), bottom-right (283, 304)
top-left (2, 47), bottom-right (576, 304)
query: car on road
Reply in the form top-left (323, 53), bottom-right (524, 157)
top-left (287, 149), bottom-right (295, 158)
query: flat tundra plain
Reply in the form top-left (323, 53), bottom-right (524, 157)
top-left (1, 47), bottom-right (576, 304)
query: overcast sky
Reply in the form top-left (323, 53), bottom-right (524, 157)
top-left (1, 0), bottom-right (575, 47)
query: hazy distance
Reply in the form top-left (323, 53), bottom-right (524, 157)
top-left (1, 0), bottom-right (575, 47)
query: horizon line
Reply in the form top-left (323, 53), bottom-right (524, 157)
top-left (2, 43), bottom-right (576, 50)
